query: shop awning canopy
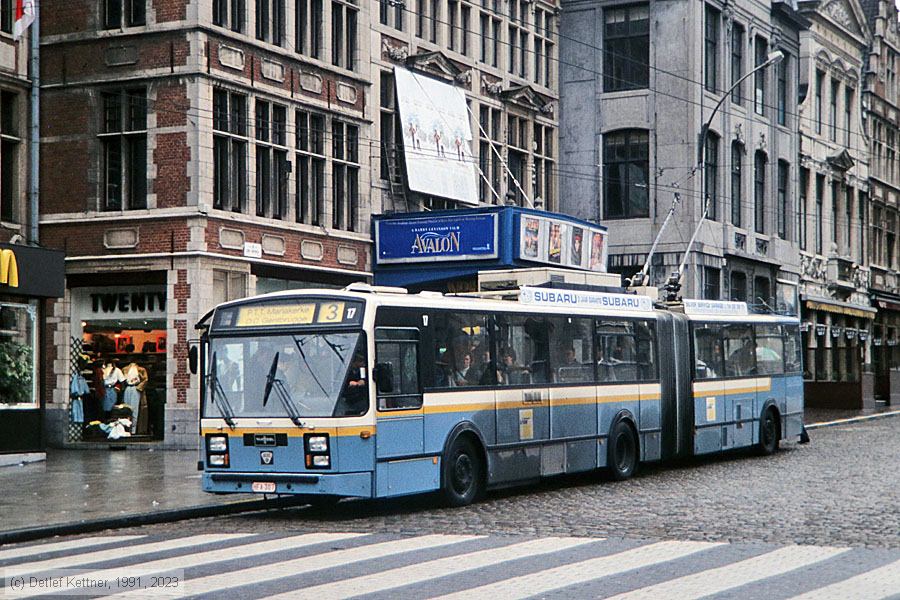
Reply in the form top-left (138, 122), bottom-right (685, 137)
top-left (802, 295), bottom-right (876, 319)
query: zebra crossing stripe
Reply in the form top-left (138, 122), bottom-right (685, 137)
top-left (607, 545), bottom-right (851, 599)
top-left (162, 534), bottom-right (480, 598)
top-left (434, 540), bottom-right (721, 600)
top-left (259, 536), bottom-right (599, 599)
top-left (788, 558), bottom-right (900, 600)
top-left (61, 534), bottom-right (366, 600)
top-left (0, 536), bottom-right (145, 563)
top-left (1, 534), bottom-right (253, 579)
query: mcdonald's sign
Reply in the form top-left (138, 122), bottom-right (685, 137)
top-left (0, 248), bottom-right (17, 288)
top-left (0, 242), bottom-right (64, 298)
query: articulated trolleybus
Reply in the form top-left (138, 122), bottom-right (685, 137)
top-left (196, 284), bottom-right (803, 506)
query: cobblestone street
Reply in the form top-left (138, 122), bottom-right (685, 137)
top-left (134, 418), bottom-right (900, 550)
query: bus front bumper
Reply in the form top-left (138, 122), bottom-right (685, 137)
top-left (202, 470), bottom-right (372, 498)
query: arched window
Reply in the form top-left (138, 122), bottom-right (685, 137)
top-left (603, 129), bottom-right (649, 219)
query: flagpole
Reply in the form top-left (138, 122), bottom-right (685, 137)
top-left (28, 0), bottom-right (38, 244)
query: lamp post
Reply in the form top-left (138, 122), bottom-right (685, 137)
top-left (660, 50), bottom-right (785, 302)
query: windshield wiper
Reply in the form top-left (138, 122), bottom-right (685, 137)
top-left (262, 352), bottom-right (308, 428)
top-left (207, 352), bottom-right (236, 429)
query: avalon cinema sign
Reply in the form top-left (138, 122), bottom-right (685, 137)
top-left (0, 242), bottom-right (65, 299)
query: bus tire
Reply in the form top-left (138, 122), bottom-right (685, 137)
top-left (756, 407), bottom-right (780, 456)
top-left (440, 435), bottom-right (484, 507)
top-left (608, 419), bottom-right (639, 481)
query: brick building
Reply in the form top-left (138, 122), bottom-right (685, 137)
top-left (40, 0), bottom-right (373, 448)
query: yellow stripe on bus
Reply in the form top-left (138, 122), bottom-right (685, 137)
top-left (200, 426), bottom-right (375, 438)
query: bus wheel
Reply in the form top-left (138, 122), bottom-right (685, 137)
top-left (441, 436), bottom-right (484, 507)
top-left (608, 420), bottom-right (638, 481)
top-left (756, 408), bottom-right (780, 456)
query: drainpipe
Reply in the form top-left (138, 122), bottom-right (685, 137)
top-left (28, 5), bottom-right (39, 244)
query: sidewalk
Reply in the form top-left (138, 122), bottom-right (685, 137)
top-left (1, 406), bottom-right (897, 544)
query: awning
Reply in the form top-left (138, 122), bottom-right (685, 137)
top-left (871, 292), bottom-right (900, 313)
top-left (802, 295), bottom-right (876, 319)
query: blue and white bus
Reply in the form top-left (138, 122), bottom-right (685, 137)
top-left (194, 284), bottom-right (804, 506)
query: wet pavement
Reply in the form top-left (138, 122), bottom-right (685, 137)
top-left (0, 449), bottom-right (240, 535)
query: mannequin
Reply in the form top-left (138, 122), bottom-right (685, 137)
top-left (101, 359), bottom-right (125, 415)
top-left (122, 344), bottom-right (149, 434)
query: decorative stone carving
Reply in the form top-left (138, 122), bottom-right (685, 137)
top-left (758, 132), bottom-right (767, 153)
top-left (301, 240), bottom-right (324, 261)
top-left (382, 39), bottom-right (409, 62)
top-left (299, 71), bottom-right (323, 94)
top-left (337, 245), bottom-right (359, 266)
top-left (455, 70), bottom-right (472, 85)
top-left (733, 123), bottom-right (744, 144)
top-left (824, 0), bottom-right (853, 30)
top-left (261, 234), bottom-right (286, 256)
top-left (219, 228), bottom-right (245, 250)
top-left (261, 59), bottom-right (285, 83)
top-left (336, 83), bottom-right (358, 105)
top-left (481, 75), bottom-right (503, 96)
top-left (104, 228), bottom-right (139, 249)
top-left (218, 45), bottom-right (245, 71)
top-left (105, 46), bottom-right (138, 67)
top-left (734, 232), bottom-right (746, 251)
top-left (755, 238), bottom-right (769, 256)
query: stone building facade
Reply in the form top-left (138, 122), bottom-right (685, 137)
top-left (862, 0), bottom-right (900, 404)
top-left (796, 0), bottom-right (874, 407)
top-left (559, 0), bottom-right (806, 308)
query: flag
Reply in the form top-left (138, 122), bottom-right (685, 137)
top-left (13, 0), bottom-right (35, 41)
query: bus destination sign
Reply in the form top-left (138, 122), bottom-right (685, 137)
top-left (216, 300), bottom-right (363, 329)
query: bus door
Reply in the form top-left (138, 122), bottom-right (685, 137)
top-left (691, 322), bottom-right (726, 454)
top-left (721, 322), bottom-right (757, 451)
top-left (494, 314), bottom-right (550, 449)
top-left (373, 327), bottom-right (424, 458)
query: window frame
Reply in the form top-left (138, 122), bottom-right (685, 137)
top-left (603, 129), bottom-right (650, 220)
top-left (99, 88), bottom-right (148, 212)
top-left (603, 3), bottom-right (650, 93)
top-left (375, 327), bottom-right (422, 411)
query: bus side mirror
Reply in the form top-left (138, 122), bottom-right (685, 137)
top-left (188, 346), bottom-right (199, 375)
top-left (373, 363), bottom-right (393, 394)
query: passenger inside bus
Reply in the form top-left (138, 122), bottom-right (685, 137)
top-left (334, 352), bottom-right (368, 416)
top-left (499, 348), bottom-right (531, 384)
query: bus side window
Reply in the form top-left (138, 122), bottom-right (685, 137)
top-left (782, 324), bottom-right (802, 374)
top-left (636, 320), bottom-right (658, 381)
top-left (754, 324), bottom-right (784, 375)
top-left (723, 323), bottom-right (756, 377)
top-left (374, 328), bottom-right (421, 410)
top-left (547, 316), bottom-right (594, 384)
top-left (693, 323), bottom-right (723, 380)
top-left (432, 312), bottom-right (492, 388)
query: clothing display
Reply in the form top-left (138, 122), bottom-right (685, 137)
top-left (122, 362), bottom-right (149, 434)
top-left (101, 363), bottom-right (125, 413)
top-left (69, 373), bottom-right (89, 424)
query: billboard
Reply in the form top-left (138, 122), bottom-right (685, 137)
top-left (375, 213), bottom-right (499, 264)
top-left (394, 67), bottom-right (479, 205)
top-left (517, 214), bottom-right (608, 272)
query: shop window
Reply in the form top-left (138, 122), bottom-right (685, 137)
top-left (100, 89), bottom-right (147, 211)
top-left (213, 0), bottom-right (244, 32)
top-left (0, 90), bottom-right (19, 224)
top-left (213, 270), bottom-right (247, 305)
top-left (213, 89), bottom-right (248, 213)
top-left (0, 302), bottom-right (36, 406)
top-left (104, 0), bottom-right (146, 29)
top-left (603, 4), bottom-right (649, 92)
top-left (603, 129), bottom-right (649, 219)
top-left (297, 0), bottom-right (324, 58)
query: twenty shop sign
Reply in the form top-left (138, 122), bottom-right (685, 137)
top-left (73, 286), bottom-right (167, 319)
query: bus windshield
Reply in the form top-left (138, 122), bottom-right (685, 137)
top-left (203, 332), bottom-right (368, 419)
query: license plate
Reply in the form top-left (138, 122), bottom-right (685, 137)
top-left (251, 481), bottom-right (276, 493)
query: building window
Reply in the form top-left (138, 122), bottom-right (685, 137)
top-left (506, 114), bottom-right (529, 205)
top-left (845, 185), bottom-right (853, 254)
top-left (730, 141), bottom-right (742, 227)
top-left (103, 0), bottom-right (146, 29)
top-left (858, 191), bottom-right (867, 260)
top-left (815, 174), bottom-right (824, 254)
top-left (777, 160), bottom-right (788, 239)
top-left (448, 0), bottom-right (458, 50)
top-left (603, 129), bottom-right (649, 219)
top-left (0, 302), bottom-right (37, 406)
top-left (731, 23), bottom-right (744, 104)
top-left (296, 110), bottom-right (326, 226)
top-left (380, 71), bottom-right (398, 181)
top-left (331, 1), bottom-right (357, 70)
top-left (379, 0), bottom-right (403, 30)
top-left (534, 123), bottom-right (555, 209)
top-left (799, 167), bottom-right (809, 250)
top-left (0, 91), bottom-right (19, 223)
top-left (754, 36), bottom-right (767, 116)
top-left (776, 53), bottom-right (788, 126)
top-left (296, 0), bottom-right (324, 58)
top-left (704, 132), bottom-right (718, 220)
top-left (844, 86), bottom-right (853, 147)
top-left (730, 271), bottom-right (747, 302)
top-left (0, 0), bottom-right (11, 34)
top-left (256, 0), bottom-right (285, 45)
top-left (704, 5), bottom-right (719, 92)
top-left (100, 89), bottom-right (147, 211)
top-left (255, 101), bottom-right (288, 219)
top-left (534, 8), bottom-right (552, 86)
top-left (703, 266), bottom-right (720, 300)
top-left (214, 0), bottom-right (245, 32)
top-left (460, 5), bottom-right (470, 56)
top-left (831, 181), bottom-right (839, 249)
top-left (213, 270), bottom-right (248, 305)
top-left (753, 150), bottom-right (766, 233)
top-left (829, 78), bottom-right (839, 142)
top-left (873, 205), bottom-right (884, 265)
top-left (213, 89), bottom-right (248, 213)
top-left (478, 105), bottom-right (502, 203)
top-left (887, 211), bottom-right (896, 268)
top-left (815, 70), bottom-right (823, 135)
top-left (332, 120), bottom-right (359, 231)
top-left (603, 4), bottom-right (649, 92)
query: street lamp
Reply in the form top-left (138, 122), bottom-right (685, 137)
top-left (662, 50), bottom-right (784, 302)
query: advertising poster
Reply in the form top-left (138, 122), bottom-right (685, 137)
top-left (375, 213), bottom-right (498, 264)
top-left (590, 230), bottom-right (606, 271)
top-left (394, 68), bottom-right (479, 205)
top-left (517, 214), bottom-right (608, 272)
top-left (570, 227), bottom-right (584, 267)
top-left (523, 217), bottom-right (540, 259)
top-left (548, 222), bottom-right (563, 264)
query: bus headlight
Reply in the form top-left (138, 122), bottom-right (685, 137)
top-left (208, 436), bottom-right (228, 452)
top-left (208, 454), bottom-right (229, 467)
top-left (307, 436), bottom-right (329, 452)
top-left (312, 455), bottom-right (331, 468)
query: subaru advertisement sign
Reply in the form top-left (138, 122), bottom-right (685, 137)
top-left (375, 213), bottom-right (498, 264)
